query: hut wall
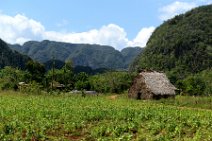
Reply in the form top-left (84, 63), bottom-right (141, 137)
top-left (140, 89), bottom-right (153, 100)
top-left (128, 75), bottom-right (153, 100)
top-left (128, 75), bottom-right (143, 99)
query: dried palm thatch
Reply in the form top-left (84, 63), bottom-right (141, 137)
top-left (128, 70), bottom-right (176, 100)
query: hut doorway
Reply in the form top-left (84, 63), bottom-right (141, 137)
top-left (153, 95), bottom-right (160, 100)
top-left (137, 92), bottom-right (141, 100)
top-left (153, 95), bottom-right (169, 100)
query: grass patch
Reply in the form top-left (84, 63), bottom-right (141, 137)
top-left (157, 95), bottom-right (212, 110)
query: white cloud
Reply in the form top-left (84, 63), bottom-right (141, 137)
top-left (128, 27), bottom-right (155, 47)
top-left (0, 13), bottom-right (45, 43)
top-left (196, 0), bottom-right (212, 4)
top-left (0, 12), bottom-right (154, 50)
top-left (159, 1), bottom-right (197, 21)
top-left (159, 0), bottom-right (212, 21)
top-left (43, 24), bottom-right (130, 50)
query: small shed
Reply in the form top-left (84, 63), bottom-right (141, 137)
top-left (50, 81), bottom-right (66, 90)
top-left (18, 82), bottom-right (29, 90)
top-left (128, 71), bottom-right (176, 100)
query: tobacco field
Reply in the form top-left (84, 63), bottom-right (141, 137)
top-left (0, 91), bottom-right (212, 140)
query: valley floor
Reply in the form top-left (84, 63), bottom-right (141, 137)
top-left (0, 91), bottom-right (212, 140)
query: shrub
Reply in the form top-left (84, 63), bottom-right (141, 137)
top-left (182, 75), bottom-right (206, 96)
top-left (89, 71), bottom-right (134, 93)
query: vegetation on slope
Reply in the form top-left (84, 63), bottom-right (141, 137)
top-left (131, 5), bottom-right (211, 74)
top-left (0, 39), bottom-right (31, 69)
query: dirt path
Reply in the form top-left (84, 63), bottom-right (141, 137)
top-left (107, 95), bottom-right (118, 100)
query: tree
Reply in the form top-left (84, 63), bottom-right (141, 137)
top-left (45, 60), bottom-right (74, 90)
top-left (62, 60), bottom-right (74, 88)
top-left (74, 72), bottom-right (90, 90)
top-left (26, 60), bottom-right (45, 83)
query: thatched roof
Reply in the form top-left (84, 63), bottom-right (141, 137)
top-left (140, 71), bottom-right (176, 95)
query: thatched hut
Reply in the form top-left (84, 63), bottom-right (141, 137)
top-left (128, 71), bottom-right (176, 100)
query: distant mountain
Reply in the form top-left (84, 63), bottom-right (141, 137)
top-left (121, 47), bottom-right (143, 68)
top-left (0, 38), bottom-right (31, 69)
top-left (44, 60), bottom-right (65, 70)
top-left (10, 40), bottom-right (142, 69)
top-left (131, 5), bottom-right (212, 75)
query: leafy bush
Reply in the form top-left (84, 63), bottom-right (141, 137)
top-left (89, 71), bottom-right (134, 93)
top-left (182, 75), bottom-right (206, 96)
top-left (0, 78), bottom-right (18, 90)
top-left (179, 69), bottom-right (212, 96)
top-left (195, 70), bottom-right (212, 95)
top-left (0, 66), bottom-right (30, 90)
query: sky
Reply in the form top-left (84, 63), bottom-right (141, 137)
top-left (0, 0), bottom-right (211, 50)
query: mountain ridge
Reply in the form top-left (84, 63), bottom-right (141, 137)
top-left (9, 40), bottom-right (143, 69)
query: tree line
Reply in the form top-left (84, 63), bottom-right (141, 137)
top-left (0, 60), bottom-right (135, 94)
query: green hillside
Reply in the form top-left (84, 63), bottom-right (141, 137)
top-left (0, 39), bottom-right (31, 69)
top-left (10, 41), bottom-right (142, 69)
top-left (131, 5), bottom-right (212, 76)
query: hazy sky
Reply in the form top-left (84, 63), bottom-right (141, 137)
top-left (0, 0), bottom-right (211, 50)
